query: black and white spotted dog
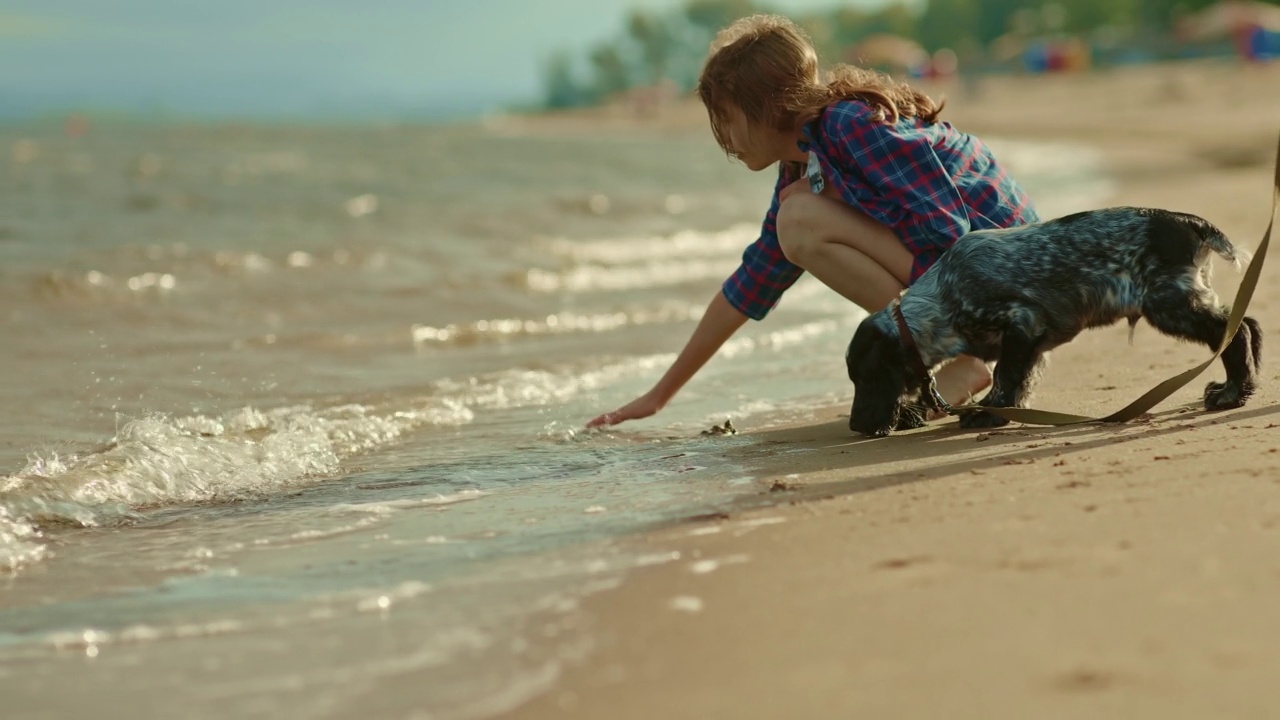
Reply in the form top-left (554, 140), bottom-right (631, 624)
top-left (846, 207), bottom-right (1263, 437)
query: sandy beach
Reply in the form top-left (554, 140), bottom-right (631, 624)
top-left (504, 60), bottom-right (1280, 718)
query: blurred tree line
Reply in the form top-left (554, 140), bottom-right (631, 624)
top-left (542, 0), bottom-right (1279, 109)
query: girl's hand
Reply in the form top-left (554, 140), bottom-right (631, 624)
top-left (586, 391), bottom-right (667, 428)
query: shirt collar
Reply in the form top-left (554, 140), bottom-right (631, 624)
top-left (796, 125), bottom-right (814, 154)
top-left (796, 116), bottom-right (823, 154)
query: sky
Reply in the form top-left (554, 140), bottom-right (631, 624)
top-left (0, 0), bottom-right (908, 119)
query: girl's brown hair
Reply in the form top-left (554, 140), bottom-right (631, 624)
top-left (697, 14), bottom-right (944, 156)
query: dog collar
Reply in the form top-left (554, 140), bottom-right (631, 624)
top-left (892, 301), bottom-right (952, 413)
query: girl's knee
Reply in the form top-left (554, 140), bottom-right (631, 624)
top-left (776, 193), bottom-right (823, 265)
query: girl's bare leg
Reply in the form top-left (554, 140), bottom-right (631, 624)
top-left (776, 192), bottom-right (991, 408)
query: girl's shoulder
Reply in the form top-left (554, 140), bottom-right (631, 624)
top-left (812, 99), bottom-right (913, 153)
top-left (815, 99), bottom-right (921, 140)
top-left (806, 100), bottom-right (875, 151)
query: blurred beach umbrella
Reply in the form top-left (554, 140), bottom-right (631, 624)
top-left (1176, 0), bottom-right (1280, 41)
top-left (846, 33), bottom-right (929, 72)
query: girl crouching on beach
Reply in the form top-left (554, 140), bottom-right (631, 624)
top-left (589, 14), bottom-right (1040, 429)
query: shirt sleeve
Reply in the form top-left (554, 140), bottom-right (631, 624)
top-left (823, 102), bottom-right (971, 277)
top-left (721, 168), bottom-right (805, 321)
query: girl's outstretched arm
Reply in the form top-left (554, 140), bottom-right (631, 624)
top-left (586, 291), bottom-right (748, 428)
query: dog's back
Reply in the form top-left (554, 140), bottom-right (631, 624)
top-left (910, 206), bottom-right (1247, 351)
top-left (923, 207), bottom-right (1243, 300)
top-left (934, 207), bottom-right (1239, 276)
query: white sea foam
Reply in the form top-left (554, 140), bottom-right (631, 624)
top-left (0, 400), bottom-right (475, 571)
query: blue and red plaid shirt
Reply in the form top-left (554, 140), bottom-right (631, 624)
top-left (723, 100), bottom-right (1040, 320)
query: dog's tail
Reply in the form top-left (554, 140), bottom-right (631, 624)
top-left (1169, 211), bottom-right (1252, 270)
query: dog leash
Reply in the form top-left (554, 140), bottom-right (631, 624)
top-left (921, 129), bottom-right (1280, 427)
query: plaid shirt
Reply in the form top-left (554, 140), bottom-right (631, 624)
top-left (723, 100), bottom-right (1040, 320)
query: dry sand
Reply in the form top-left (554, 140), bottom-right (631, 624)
top-left (504, 61), bottom-right (1280, 719)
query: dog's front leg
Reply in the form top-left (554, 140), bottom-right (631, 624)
top-left (960, 332), bottom-right (1044, 430)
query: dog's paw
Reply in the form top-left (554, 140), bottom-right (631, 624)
top-left (958, 409), bottom-right (1011, 429)
top-left (849, 419), bottom-right (893, 438)
top-left (894, 404), bottom-right (927, 431)
top-left (1204, 380), bottom-right (1253, 410)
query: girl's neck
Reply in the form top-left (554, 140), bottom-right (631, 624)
top-left (778, 126), bottom-right (808, 164)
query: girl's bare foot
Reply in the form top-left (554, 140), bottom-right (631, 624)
top-left (927, 356), bottom-right (992, 420)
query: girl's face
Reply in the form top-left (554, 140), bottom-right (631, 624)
top-left (721, 104), bottom-right (796, 172)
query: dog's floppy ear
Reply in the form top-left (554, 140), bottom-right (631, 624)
top-left (847, 319), bottom-right (909, 437)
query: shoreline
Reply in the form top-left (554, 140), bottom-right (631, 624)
top-left (499, 60), bottom-right (1280, 718)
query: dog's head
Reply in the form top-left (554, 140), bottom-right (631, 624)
top-left (846, 315), bottom-right (923, 437)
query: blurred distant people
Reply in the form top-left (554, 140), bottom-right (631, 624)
top-left (1023, 37), bottom-right (1093, 74)
top-left (1238, 21), bottom-right (1280, 61)
top-left (1176, 0), bottom-right (1280, 63)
